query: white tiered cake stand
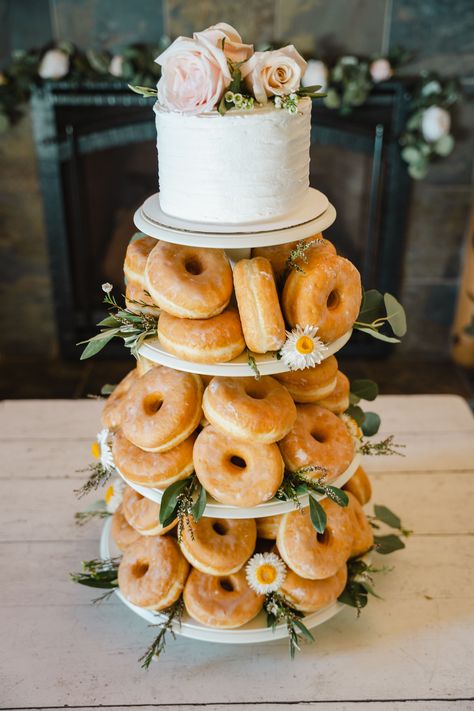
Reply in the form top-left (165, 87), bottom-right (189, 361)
top-left (104, 189), bottom-right (357, 644)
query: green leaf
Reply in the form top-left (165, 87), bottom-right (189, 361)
top-left (79, 330), bottom-right (119, 360)
top-left (374, 534), bottom-right (406, 555)
top-left (434, 134), bottom-right (454, 157)
top-left (351, 379), bottom-right (379, 401)
top-left (374, 504), bottom-right (402, 530)
top-left (128, 84), bottom-right (157, 98)
top-left (97, 315), bottom-right (120, 327)
top-left (384, 293), bottom-right (407, 337)
top-left (408, 161), bottom-right (428, 180)
top-left (401, 146), bottom-right (422, 164)
top-left (359, 580), bottom-right (383, 599)
top-left (228, 67), bottom-right (242, 94)
top-left (159, 478), bottom-right (190, 526)
top-left (362, 412), bottom-right (381, 436)
top-left (309, 495), bottom-right (327, 534)
top-left (191, 484), bottom-right (207, 522)
top-left (354, 325), bottom-right (401, 343)
top-left (100, 383), bottom-right (116, 396)
top-left (299, 84), bottom-right (322, 93)
top-left (325, 486), bottom-right (349, 507)
top-left (346, 404), bottom-right (365, 426)
top-left (293, 618), bottom-right (315, 642)
top-left (338, 584), bottom-right (368, 609)
top-left (358, 289), bottom-right (385, 324)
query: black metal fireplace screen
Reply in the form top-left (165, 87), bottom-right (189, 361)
top-left (31, 80), bottom-right (411, 358)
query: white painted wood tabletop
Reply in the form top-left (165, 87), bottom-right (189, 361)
top-left (1, 395), bottom-right (474, 711)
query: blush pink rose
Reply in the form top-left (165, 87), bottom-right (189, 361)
top-left (155, 36), bottom-right (231, 113)
top-left (194, 22), bottom-right (253, 63)
top-left (241, 45), bottom-right (307, 104)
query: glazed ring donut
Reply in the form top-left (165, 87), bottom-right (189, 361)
top-left (183, 568), bottom-right (264, 628)
top-left (343, 465), bottom-right (372, 505)
top-left (233, 257), bottom-right (286, 353)
top-left (118, 535), bottom-right (189, 610)
top-left (315, 371), bottom-right (350, 414)
top-left (121, 486), bottom-right (176, 536)
top-left (256, 514), bottom-right (282, 540)
top-left (158, 308), bottom-right (246, 363)
top-left (193, 426), bottom-right (284, 507)
top-left (280, 561), bottom-right (347, 612)
top-left (145, 241), bottom-right (233, 319)
top-left (277, 499), bottom-right (353, 579)
top-left (346, 492), bottom-right (374, 557)
top-left (283, 252), bottom-right (362, 343)
top-left (251, 234), bottom-right (335, 282)
top-left (125, 280), bottom-right (160, 318)
top-left (136, 355), bottom-right (156, 376)
top-left (275, 355), bottom-right (338, 403)
top-left (121, 366), bottom-right (202, 452)
top-left (180, 517), bottom-right (257, 575)
top-left (279, 404), bottom-right (355, 481)
top-left (112, 429), bottom-right (195, 488)
top-left (124, 235), bottom-right (157, 286)
top-left (101, 369), bottom-right (139, 431)
top-left (202, 375), bottom-right (296, 443)
top-left (111, 505), bottom-right (141, 551)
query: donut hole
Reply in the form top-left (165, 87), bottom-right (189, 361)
top-left (245, 387), bottom-right (266, 400)
top-left (311, 429), bottom-right (326, 443)
top-left (327, 290), bottom-right (340, 310)
top-left (132, 560), bottom-right (149, 578)
top-left (219, 577), bottom-right (234, 592)
top-left (230, 455), bottom-right (247, 470)
top-left (184, 258), bottom-right (203, 276)
top-left (316, 529), bottom-right (330, 545)
top-left (212, 521), bottom-right (229, 536)
top-left (143, 393), bottom-right (163, 416)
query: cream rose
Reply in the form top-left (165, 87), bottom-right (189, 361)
top-left (109, 54), bottom-right (124, 78)
top-left (370, 58), bottom-right (393, 83)
top-left (155, 36), bottom-right (231, 114)
top-left (421, 106), bottom-right (451, 142)
top-left (194, 22), bottom-right (253, 63)
top-left (38, 49), bottom-right (70, 80)
top-left (241, 45), bottom-right (307, 104)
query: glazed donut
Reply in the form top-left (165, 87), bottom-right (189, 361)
top-left (315, 371), bottom-right (350, 414)
top-left (279, 404), bottom-right (355, 481)
top-left (136, 355), bottom-right (156, 377)
top-left (256, 515), bottom-right (282, 540)
top-left (193, 426), bottom-right (284, 507)
top-left (275, 355), bottom-right (338, 403)
top-left (158, 308), bottom-right (246, 363)
top-left (280, 561), bottom-right (347, 612)
top-left (113, 429), bottom-right (195, 488)
top-left (202, 375), bottom-right (296, 443)
top-left (283, 252), bottom-right (362, 343)
top-left (346, 491), bottom-right (374, 557)
top-left (118, 535), bottom-right (189, 610)
top-left (121, 366), bottom-right (202, 452)
top-left (183, 567), bottom-right (263, 628)
top-left (145, 241), bottom-right (233, 319)
top-left (125, 280), bottom-right (160, 318)
top-left (343, 465), bottom-right (372, 505)
top-left (252, 234), bottom-right (335, 282)
top-left (124, 234), bottom-right (157, 286)
top-left (233, 257), bottom-right (286, 353)
top-left (122, 486), bottom-right (176, 536)
top-left (277, 499), bottom-right (353, 579)
top-left (180, 517), bottom-right (257, 575)
top-left (101, 369), bottom-right (139, 431)
top-left (111, 505), bottom-right (141, 551)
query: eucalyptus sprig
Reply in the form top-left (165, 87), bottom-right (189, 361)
top-left (266, 592), bottom-right (314, 659)
top-left (247, 351), bottom-right (261, 379)
top-left (285, 237), bottom-right (325, 274)
top-left (70, 556), bottom-right (119, 603)
top-left (159, 475), bottom-right (207, 542)
top-left (347, 378), bottom-right (381, 436)
top-left (359, 435), bottom-right (405, 457)
top-left (338, 557), bottom-right (388, 614)
top-left (354, 289), bottom-right (407, 343)
top-left (371, 503), bottom-right (411, 554)
top-left (78, 284), bottom-right (158, 360)
top-left (75, 500), bottom-right (111, 525)
top-left (139, 598), bottom-right (185, 669)
top-left (74, 462), bottom-right (113, 499)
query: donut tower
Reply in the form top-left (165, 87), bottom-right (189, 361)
top-left (76, 24), bottom-right (401, 659)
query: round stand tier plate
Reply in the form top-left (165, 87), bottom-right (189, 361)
top-left (138, 328), bottom-right (352, 377)
top-left (117, 452), bottom-right (361, 519)
top-left (134, 190), bottom-right (336, 248)
top-left (100, 517), bottom-right (345, 644)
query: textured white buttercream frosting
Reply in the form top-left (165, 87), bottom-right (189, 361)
top-left (154, 98), bottom-right (312, 224)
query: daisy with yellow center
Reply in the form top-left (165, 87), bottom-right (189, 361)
top-left (104, 478), bottom-right (125, 513)
top-left (245, 552), bottom-right (286, 595)
top-left (91, 428), bottom-right (115, 472)
top-left (280, 324), bottom-right (328, 371)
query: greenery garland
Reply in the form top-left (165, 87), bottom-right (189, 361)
top-left (0, 41), bottom-right (461, 179)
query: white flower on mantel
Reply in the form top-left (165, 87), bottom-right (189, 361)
top-left (109, 54), bottom-right (124, 78)
top-left (369, 58), bottom-right (393, 83)
top-left (421, 105), bottom-right (451, 142)
top-left (302, 59), bottom-right (328, 91)
top-left (280, 324), bottom-right (328, 370)
top-left (38, 49), bottom-right (70, 80)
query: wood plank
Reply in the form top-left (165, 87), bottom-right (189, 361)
top-left (33, 704), bottom-right (474, 711)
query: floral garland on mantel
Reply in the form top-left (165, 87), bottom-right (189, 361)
top-left (0, 33), bottom-right (461, 179)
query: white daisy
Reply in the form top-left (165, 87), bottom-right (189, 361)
top-left (245, 552), bottom-right (286, 595)
top-left (103, 477), bottom-right (125, 513)
top-left (91, 428), bottom-right (115, 471)
top-left (280, 324), bottom-right (328, 370)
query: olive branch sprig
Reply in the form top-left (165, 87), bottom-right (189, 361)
top-left (159, 475), bottom-right (207, 542)
top-left (70, 556), bottom-right (119, 604)
top-left (139, 598), bottom-right (185, 669)
top-left (265, 592), bottom-right (315, 659)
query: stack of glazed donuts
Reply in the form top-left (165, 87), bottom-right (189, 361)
top-left (112, 467), bottom-right (373, 628)
top-left (104, 354), bottom-right (358, 508)
top-left (121, 231), bottom-right (362, 363)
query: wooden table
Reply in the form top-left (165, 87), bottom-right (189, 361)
top-left (2, 395), bottom-right (474, 710)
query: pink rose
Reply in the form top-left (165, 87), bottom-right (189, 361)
top-left (241, 45), bottom-right (307, 104)
top-left (194, 22), bottom-right (253, 63)
top-left (155, 36), bottom-right (231, 113)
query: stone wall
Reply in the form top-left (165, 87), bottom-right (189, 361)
top-left (1, 0), bottom-right (473, 358)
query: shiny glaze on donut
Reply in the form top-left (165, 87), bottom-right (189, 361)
top-left (251, 234), bottom-right (335, 282)
top-left (275, 355), bottom-right (338, 403)
top-left (346, 491), bottom-right (374, 557)
top-left (110, 505), bottom-right (141, 551)
top-left (343, 465), bottom-right (372, 505)
top-left (315, 371), bottom-right (350, 414)
top-left (180, 517), bottom-right (257, 575)
top-left (280, 560), bottom-right (347, 612)
top-left (101, 369), bottom-right (139, 431)
top-left (122, 486), bottom-right (176, 536)
top-left (124, 235), bottom-right (157, 285)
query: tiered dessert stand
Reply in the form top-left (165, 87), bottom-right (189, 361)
top-left (100, 186), bottom-right (362, 644)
